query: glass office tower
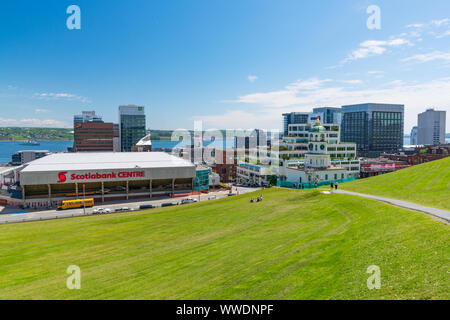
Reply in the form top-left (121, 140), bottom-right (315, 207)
top-left (282, 112), bottom-right (310, 136)
top-left (312, 107), bottom-right (342, 124)
top-left (119, 105), bottom-right (146, 152)
top-left (341, 103), bottom-right (404, 157)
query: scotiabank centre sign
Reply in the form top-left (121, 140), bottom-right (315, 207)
top-left (57, 170), bottom-right (146, 184)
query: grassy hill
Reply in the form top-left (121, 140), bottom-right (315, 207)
top-left (0, 188), bottom-right (448, 300)
top-left (0, 127), bottom-right (73, 141)
top-left (342, 157), bottom-right (450, 210)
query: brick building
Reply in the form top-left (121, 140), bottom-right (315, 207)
top-left (74, 122), bottom-right (115, 152)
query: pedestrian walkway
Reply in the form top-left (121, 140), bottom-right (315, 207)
top-left (332, 189), bottom-right (450, 223)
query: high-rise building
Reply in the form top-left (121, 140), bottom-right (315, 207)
top-left (74, 122), bottom-right (115, 152)
top-left (312, 107), bottom-right (342, 124)
top-left (417, 108), bottom-right (446, 146)
top-left (341, 103), bottom-right (404, 157)
top-left (234, 129), bottom-right (267, 149)
top-left (74, 111), bottom-right (103, 125)
top-left (282, 112), bottom-right (310, 136)
top-left (119, 105), bottom-right (146, 152)
top-left (73, 111), bottom-right (117, 152)
top-left (410, 126), bottom-right (418, 145)
top-left (113, 123), bottom-right (120, 152)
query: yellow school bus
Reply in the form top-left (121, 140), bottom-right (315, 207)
top-left (65, 192), bottom-right (95, 197)
top-left (58, 198), bottom-right (94, 210)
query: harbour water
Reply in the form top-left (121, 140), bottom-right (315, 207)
top-left (0, 140), bottom-right (236, 165)
top-left (0, 141), bottom-right (74, 165)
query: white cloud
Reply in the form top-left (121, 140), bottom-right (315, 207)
top-left (247, 75), bottom-right (258, 83)
top-left (35, 108), bottom-right (50, 113)
top-left (436, 30), bottom-right (450, 39)
top-left (402, 51), bottom-right (450, 63)
top-left (367, 70), bottom-right (385, 78)
top-left (406, 23), bottom-right (424, 28)
top-left (33, 92), bottom-right (91, 103)
top-left (340, 80), bottom-right (363, 85)
top-left (192, 110), bottom-right (279, 130)
top-left (194, 77), bottom-right (450, 132)
top-left (406, 18), bottom-right (449, 29)
top-left (431, 18), bottom-right (449, 27)
top-left (343, 38), bottom-right (412, 63)
top-left (0, 117), bottom-right (69, 128)
top-left (383, 80), bottom-right (406, 87)
top-left (226, 78), bottom-right (332, 108)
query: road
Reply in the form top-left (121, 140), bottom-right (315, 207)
top-left (332, 189), bottom-right (450, 223)
top-left (0, 186), bottom-right (260, 225)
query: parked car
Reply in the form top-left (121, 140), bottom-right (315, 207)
top-left (181, 198), bottom-right (198, 205)
top-left (161, 202), bottom-right (176, 207)
top-left (93, 208), bottom-right (111, 214)
top-left (139, 204), bottom-right (154, 210)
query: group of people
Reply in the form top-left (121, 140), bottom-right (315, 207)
top-left (250, 195), bottom-right (263, 203)
top-left (330, 181), bottom-right (339, 190)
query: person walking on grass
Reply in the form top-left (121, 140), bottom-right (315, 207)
top-left (330, 181), bottom-right (334, 190)
top-left (334, 182), bottom-right (339, 190)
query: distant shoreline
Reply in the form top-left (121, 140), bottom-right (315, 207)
top-left (0, 139), bottom-right (73, 142)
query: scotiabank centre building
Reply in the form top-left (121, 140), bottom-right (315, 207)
top-left (19, 152), bottom-right (196, 207)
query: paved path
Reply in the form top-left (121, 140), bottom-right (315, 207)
top-left (331, 189), bottom-right (450, 223)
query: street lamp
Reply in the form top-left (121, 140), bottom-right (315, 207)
top-left (83, 184), bottom-right (86, 215)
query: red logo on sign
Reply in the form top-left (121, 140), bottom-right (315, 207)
top-left (57, 172), bottom-right (68, 183)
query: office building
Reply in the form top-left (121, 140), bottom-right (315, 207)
top-left (119, 105), bottom-right (146, 152)
top-left (113, 124), bottom-right (120, 152)
top-left (410, 126), bottom-right (418, 145)
top-left (418, 109), bottom-right (446, 146)
top-left (234, 129), bottom-right (267, 150)
top-left (74, 122), bottom-right (115, 152)
top-left (74, 111), bottom-right (103, 125)
top-left (73, 111), bottom-right (118, 152)
top-left (279, 120), bottom-right (353, 187)
top-left (279, 120), bottom-right (360, 179)
top-left (282, 112), bottom-right (310, 136)
top-left (341, 103), bottom-right (404, 157)
top-left (312, 107), bottom-right (342, 124)
top-left (10, 150), bottom-right (49, 166)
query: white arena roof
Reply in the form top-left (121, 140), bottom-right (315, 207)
top-left (21, 152), bottom-right (194, 173)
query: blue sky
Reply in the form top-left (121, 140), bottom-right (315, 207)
top-left (0, 0), bottom-right (449, 133)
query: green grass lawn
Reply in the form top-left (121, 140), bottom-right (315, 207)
top-left (342, 157), bottom-right (450, 210)
top-left (0, 188), bottom-right (448, 300)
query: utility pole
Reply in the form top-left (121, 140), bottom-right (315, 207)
top-left (83, 184), bottom-right (86, 215)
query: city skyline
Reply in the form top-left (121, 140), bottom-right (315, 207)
top-left (0, 0), bottom-right (449, 133)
